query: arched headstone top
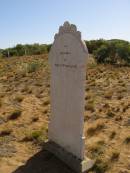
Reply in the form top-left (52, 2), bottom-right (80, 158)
top-left (53, 21), bottom-right (88, 53)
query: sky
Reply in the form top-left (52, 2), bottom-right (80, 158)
top-left (0, 0), bottom-right (130, 49)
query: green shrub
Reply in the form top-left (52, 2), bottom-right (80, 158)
top-left (27, 62), bottom-right (40, 73)
top-left (22, 127), bottom-right (48, 143)
top-left (20, 62), bottom-right (40, 73)
top-left (1, 39), bottom-right (130, 65)
top-left (86, 39), bottom-right (107, 54)
top-left (94, 39), bottom-right (130, 65)
top-left (94, 45), bottom-right (109, 64)
top-left (1, 43), bottom-right (49, 57)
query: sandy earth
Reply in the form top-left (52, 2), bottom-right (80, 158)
top-left (0, 55), bottom-right (130, 173)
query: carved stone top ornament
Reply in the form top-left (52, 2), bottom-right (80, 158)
top-left (54, 21), bottom-right (87, 53)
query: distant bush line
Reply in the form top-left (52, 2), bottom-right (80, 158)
top-left (0, 39), bottom-right (130, 65)
top-left (0, 44), bottom-right (52, 58)
top-left (86, 39), bottom-right (130, 66)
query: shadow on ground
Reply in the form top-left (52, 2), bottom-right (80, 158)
top-left (12, 143), bottom-right (75, 173)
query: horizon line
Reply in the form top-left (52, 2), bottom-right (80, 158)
top-left (1, 37), bottom-right (130, 49)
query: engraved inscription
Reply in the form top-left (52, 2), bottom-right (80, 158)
top-left (55, 64), bottom-right (85, 69)
top-left (55, 64), bottom-right (77, 68)
top-left (60, 51), bottom-right (71, 55)
top-left (64, 45), bottom-right (68, 48)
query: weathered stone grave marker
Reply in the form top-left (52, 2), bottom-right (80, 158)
top-left (47, 21), bottom-right (94, 172)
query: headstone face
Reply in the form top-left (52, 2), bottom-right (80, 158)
top-left (49, 21), bottom-right (88, 160)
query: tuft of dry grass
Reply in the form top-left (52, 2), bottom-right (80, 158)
top-left (85, 99), bottom-right (95, 112)
top-left (14, 95), bottom-right (24, 102)
top-left (92, 158), bottom-right (109, 173)
top-left (124, 136), bottom-right (130, 144)
top-left (0, 99), bottom-right (2, 107)
top-left (43, 99), bottom-right (50, 106)
top-left (85, 104), bottom-right (95, 112)
top-left (104, 90), bottom-right (113, 99)
top-left (22, 127), bottom-right (48, 144)
top-left (110, 150), bottom-right (120, 162)
top-left (0, 128), bottom-right (12, 137)
top-left (106, 109), bottom-right (115, 118)
top-left (86, 120), bottom-right (105, 136)
top-left (109, 131), bottom-right (116, 139)
top-left (88, 139), bottom-right (105, 156)
top-left (8, 109), bottom-right (22, 120)
top-left (122, 103), bottom-right (130, 112)
top-left (31, 116), bottom-right (39, 122)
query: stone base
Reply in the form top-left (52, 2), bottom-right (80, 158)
top-left (44, 141), bottom-right (95, 173)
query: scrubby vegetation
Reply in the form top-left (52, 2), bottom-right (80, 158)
top-left (0, 38), bottom-right (130, 173)
top-left (86, 39), bottom-right (130, 65)
top-left (1, 43), bottom-right (51, 57)
top-left (1, 39), bottom-right (130, 66)
top-left (0, 54), bottom-right (130, 173)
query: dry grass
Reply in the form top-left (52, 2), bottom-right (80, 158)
top-left (86, 120), bottom-right (105, 136)
top-left (7, 109), bottom-right (22, 120)
top-left (0, 128), bottom-right (12, 137)
top-left (110, 150), bottom-right (120, 162)
top-left (104, 90), bottom-right (113, 99)
top-left (0, 55), bottom-right (130, 173)
top-left (124, 136), bottom-right (130, 144)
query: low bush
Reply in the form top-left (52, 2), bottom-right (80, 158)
top-left (94, 40), bottom-right (130, 65)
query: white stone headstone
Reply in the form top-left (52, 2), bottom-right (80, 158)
top-left (48, 21), bottom-right (94, 172)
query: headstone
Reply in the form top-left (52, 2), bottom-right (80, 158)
top-left (47, 21), bottom-right (94, 172)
